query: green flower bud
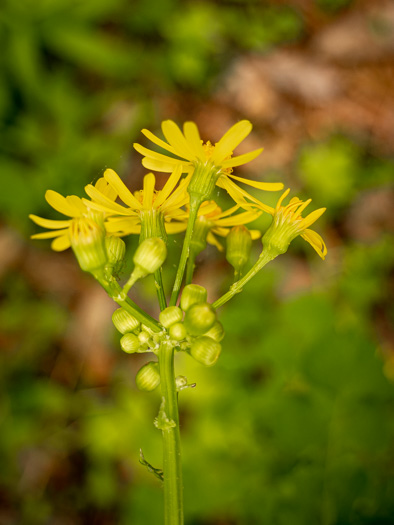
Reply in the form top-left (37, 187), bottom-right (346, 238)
top-left (105, 236), bottom-right (126, 274)
top-left (112, 308), bottom-right (140, 334)
top-left (159, 306), bottom-right (183, 328)
top-left (226, 225), bottom-right (252, 274)
top-left (175, 375), bottom-right (188, 390)
top-left (180, 284), bottom-right (207, 311)
top-left (169, 322), bottom-right (187, 341)
top-left (184, 302), bottom-right (216, 336)
top-left (133, 237), bottom-right (167, 276)
top-left (204, 321), bottom-right (225, 342)
top-left (135, 361), bottom-right (160, 391)
top-left (70, 218), bottom-right (107, 273)
top-left (120, 333), bottom-right (140, 354)
top-left (190, 336), bottom-right (222, 366)
top-left (138, 331), bottom-right (151, 345)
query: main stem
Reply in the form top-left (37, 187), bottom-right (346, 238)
top-left (213, 250), bottom-right (276, 309)
top-left (159, 342), bottom-right (183, 524)
top-left (169, 196), bottom-right (201, 306)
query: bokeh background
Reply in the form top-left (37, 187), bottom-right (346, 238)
top-left (1, 0), bottom-right (394, 523)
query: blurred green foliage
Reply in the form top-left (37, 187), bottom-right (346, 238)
top-left (1, 0), bottom-right (393, 523)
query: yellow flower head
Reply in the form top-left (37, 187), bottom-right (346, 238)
top-left (133, 120), bottom-right (283, 200)
top-left (84, 166), bottom-right (189, 236)
top-left (262, 189), bottom-right (327, 259)
top-left (29, 178), bottom-right (116, 251)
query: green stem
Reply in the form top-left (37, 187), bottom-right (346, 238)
top-left (169, 196), bottom-right (201, 306)
top-left (185, 250), bottom-right (196, 286)
top-left (154, 268), bottom-right (167, 311)
top-left (96, 273), bottom-right (161, 332)
top-left (159, 342), bottom-right (183, 524)
top-left (213, 250), bottom-right (277, 309)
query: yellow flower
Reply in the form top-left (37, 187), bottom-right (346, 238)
top-left (262, 189), bottom-right (327, 259)
top-left (133, 120), bottom-right (283, 199)
top-left (179, 200), bottom-right (262, 251)
top-left (84, 166), bottom-right (189, 236)
top-left (29, 178), bottom-right (116, 251)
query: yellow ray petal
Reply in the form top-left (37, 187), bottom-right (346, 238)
top-left (31, 229), bottom-right (68, 239)
top-left (45, 190), bottom-right (79, 217)
top-left (301, 207), bottom-right (326, 229)
top-left (217, 176), bottom-right (275, 214)
top-left (51, 234), bottom-right (71, 251)
top-left (84, 186), bottom-right (134, 215)
top-left (250, 229), bottom-right (261, 240)
top-left (211, 120), bottom-right (252, 164)
top-left (164, 222), bottom-right (188, 234)
top-left (212, 204), bottom-right (240, 219)
top-left (227, 173), bottom-right (283, 192)
top-left (29, 214), bottom-right (71, 229)
top-left (142, 173), bottom-right (156, 209)
top-left (207, 231), bottom-right (224, 251)
top-left (134, 143), bottom-right (183, 164)
top-left (183, 122), bottom-right (205, 159)
top-left (220, 148), bottom-right (263, 169)
top-left (95, 177), bottom-right (117, 201)
top-left (301, 229), bottom-right (327, 259)
top-left (142, 157), bottom-right (189, 173)
top-left (141, 129), bottom-right (178, 155)
top-left (276, 189), bottom-right (291, 210)
top-left (154, 165), bottom-right (183, 209)
top-left (161, 120), bottom-right (196, 161)
top-left (215, 210), bottom-right (261, 227)
top-left (106, 218), bottom-right (141, 235)
top-left (104, 169), bottom-right (143, 210)
top-left (66, 195), bottom-right (86, 215)
top-left (210, 226), bottom-right (229, 238)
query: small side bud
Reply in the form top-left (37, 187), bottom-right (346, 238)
top-left (226, 225), bottom-right (252, 274)
top-left (136, 361), bottom-right (160, 391)
top-left (105, 236), bottom-right (126, 274)
top-left (169, 322), bottom-right (187, 341)
top-left (190, 336), bottom-right (222, 366)
top-left (159, 306), bottom-right (183, 328)
top-left (133, 237), bottom-right (167, 277)
top-left (180, 284), bottom-right (207, 311)
top-left (112, 308), bottom-right (140, 334)
top-left (138, 331), bottom-right (151, 345)
top-left (204, 321), bottom-right (225, 342)
top-left (184, 302), bottom-right (216, 336)
top-left (70, 218), bottom-right (107, 273)
top-left (120, 333), bottom-right (140, 354)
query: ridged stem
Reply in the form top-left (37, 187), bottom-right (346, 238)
top-left (159, 342), bottom-right (183, 524)
top-left (212, 249), bottom-right (277, 309)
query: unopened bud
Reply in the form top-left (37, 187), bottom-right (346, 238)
top-left (159, 306), bottom-right (183, 328)
top-left (226, 225), bottom-right (252, 274)
top-left (180, 284), bottom-right (207, 311)
top-left (169, 322), bottom-right (187, 341)
top-left (105, 236), bottom-right (126, 274)
top-left (184, 302), bottom-right (216, 336)
top-left (112, 308), bottom-right (140, 334)
top-left (138, 331), bottom-right (150, 345)
top-left (70, 218), bottom-right (107, 273)
top-left (133, 237), bottom-right (167, 277)
top-left (204, 321), bottom-right (225, 342)
top-left (135, 361), bottom-right (160, 391)
top-left (190, 336), bottom-right (222, 366)
top-left (120, 333), bottom-right (140, 354)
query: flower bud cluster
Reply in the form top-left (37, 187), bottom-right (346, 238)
top-left (112, 308), bottom-right (162, 355)
top-left (159, 284), bottom-right (224, 367)
top-left (112, 284), bottom-right (225, 392)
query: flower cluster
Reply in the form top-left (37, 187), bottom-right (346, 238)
top-left (30, 119), bottom-right (327, 366)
